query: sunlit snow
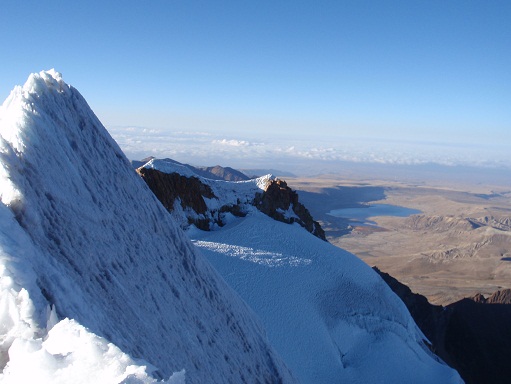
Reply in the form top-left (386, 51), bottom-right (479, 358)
top-left (0, 70), bottom-right (294, 383)
top-left (193, 240), bottom-right (312, 267)
top-left (192, 205), bottom-right (464, 383)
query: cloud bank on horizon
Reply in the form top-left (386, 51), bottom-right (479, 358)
top-left (109, 125), bottom-right (511, 175)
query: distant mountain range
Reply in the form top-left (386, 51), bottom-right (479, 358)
top-left (132, 157), bottom-right (250, 182)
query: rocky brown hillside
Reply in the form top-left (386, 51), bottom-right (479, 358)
top-left (405, 214), bottom-right (479, 233)
top-left (376, 267), bottom-right (511, 384)
top-left (405, 214), bottom-right (511, 233)
top-left (403, 214), bottom-right (511, 265)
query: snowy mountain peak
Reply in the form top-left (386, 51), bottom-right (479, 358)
top-left (26, 69), bottom-right (65, 92)
top-left (0, 71), bottom-right (294, 383)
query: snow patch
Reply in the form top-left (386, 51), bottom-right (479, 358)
top-left (194, 240), bottom-right (312, 267)
top-left (1, 318), bottom-right (180, 384)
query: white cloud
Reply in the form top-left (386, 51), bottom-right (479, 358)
top-left (212, 139), bottom-right (251, 147)
top-left (107, 125), bottom-right (511, 175)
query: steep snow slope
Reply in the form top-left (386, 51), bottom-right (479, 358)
top-left (192, 213), bottom-right (463, 383)
top-left (0, 70), bottom-right (294, 383)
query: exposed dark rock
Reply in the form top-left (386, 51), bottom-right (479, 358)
top-left (137, 167), bottom-right (213, 214)
top-left (254, 179), bottom-right (326, 241)
top-left (137, 167), bottom-right (220, 230)
top-left (137, 166), bottom-right (251, 231)
top-left (375, 267), bottom-right (511, 384)
top-left (137, 165), bottom-right (326, 240)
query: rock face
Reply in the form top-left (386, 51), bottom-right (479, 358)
top-left (137, 167), bottom-right (224, 230)
top-left (443, 295), bottom-right (511, 384)
top-left (137, 161), bottom-right (326, 240)
top-left (376, 267), bottom-right (511, 384)
top-left (254, 179), bottom-right (326, 240)
top-left (478, 288), bottom-right (511, 304)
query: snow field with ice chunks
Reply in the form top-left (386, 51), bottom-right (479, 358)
top-left (192, 212), bottom-right (464, 384)
top-left (0, 70), bottom-right (295, 383)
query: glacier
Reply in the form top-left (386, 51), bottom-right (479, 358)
top-left (193, 214), bottom-right (463, 383)
top-left (0, 70), bottom-right (294, 383)
top-left (143, 156), bottom-right (464, 383)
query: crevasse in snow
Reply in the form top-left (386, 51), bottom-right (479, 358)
top-left (0, 70), bottom-right (294, 383)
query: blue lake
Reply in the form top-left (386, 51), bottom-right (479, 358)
top-left (328, 204), bottom-right (421, 225)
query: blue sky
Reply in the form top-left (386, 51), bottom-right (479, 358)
top-left (1, 1), bottom-right (510, 170)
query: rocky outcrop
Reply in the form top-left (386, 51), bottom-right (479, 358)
top-left (254, 179), bottom-right (326, 241)
top-left (375, 267), bottom-right (511, 384)
top-left (472, 288), bottom-right (511, 304)
top-left (137, 167), bottom-right (245, 230)
top-left (137, 167), bottom-right (213, 213)
top-left (443, 296), bottom-right (511, 384)
top-left (137, 165), bottom-right (326, 240)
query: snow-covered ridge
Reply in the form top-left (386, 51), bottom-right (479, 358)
top-left (139, 158), bottom-right (326, 239)
top-left (139, 158), bottom-right (271, 231)
top-left (0, 70), bottom-right (294, 383)
top-left (143, 157), bottom-right (273, 204)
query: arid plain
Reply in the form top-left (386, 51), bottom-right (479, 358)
top-left (288, 165), bottom-right (511, 305)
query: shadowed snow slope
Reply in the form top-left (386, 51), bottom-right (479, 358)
top-left (193, 214), bottom-right (463, 384)
top-left (0, 70), bottom-right (294, 383)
